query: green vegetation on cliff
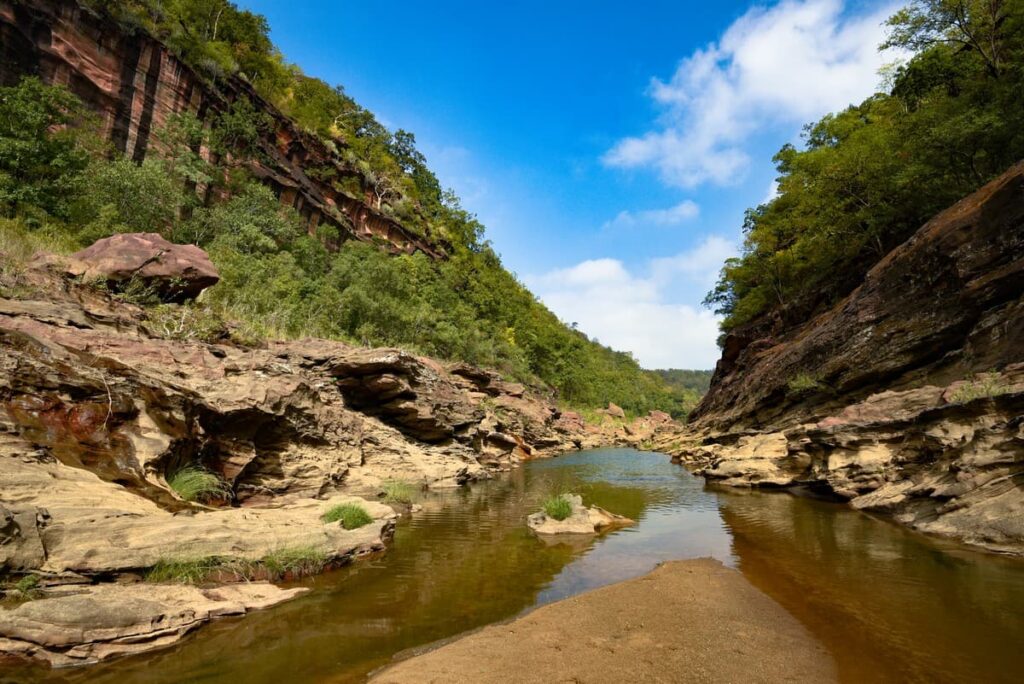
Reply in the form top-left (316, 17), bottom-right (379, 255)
top-left (1, 0), bottom-right (703, 417)
top-left (705, 0), bottom-right (1024, 334)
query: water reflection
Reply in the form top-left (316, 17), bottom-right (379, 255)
top-left (12, 449), bottom-right (728, 684)
top-left (6, 449), bottom-right (1023, 684)
top-left (719, 490), bottom-right (1024, 683)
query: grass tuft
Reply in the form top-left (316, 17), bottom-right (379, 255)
top-left (543, 495), bottom-right (574, 521)
top-left (146, 546), bottom-right (329, 584)
top-left (167, 466), bottom-right (230, 503)
top-left (146, 556), bottom-right (225, 584)
top-left (261, 546), bottom-right (328, 578)
top-left (381, 479), bottom-right (418, 505)
top-left (322, 503), bottom-right (374, 529)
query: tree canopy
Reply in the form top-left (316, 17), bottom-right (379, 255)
top-left (705, 0), bottom-right (1024, 335)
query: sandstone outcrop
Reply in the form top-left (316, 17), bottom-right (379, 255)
top-left (0, 245), bottom-right (623, 666)
top-left (0, 582), bottom-right (307, 667)
top-left (666, 162), bottom-right (1024, 554)
top-left (68, 233), bottom-right (220, 302)
top-left (527, 495), bottom-right (633, 536)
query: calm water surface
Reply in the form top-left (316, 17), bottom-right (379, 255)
top-left (8, 448), bottom-right (1024, 683)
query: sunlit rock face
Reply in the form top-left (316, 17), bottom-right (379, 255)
top-left (666, 162), bottom-right (1024, 554)
top-left (0, 248), bottom-right (598, 583)
top-left (0, 0), bottom-right (440, 258)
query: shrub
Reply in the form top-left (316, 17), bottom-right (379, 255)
top-left (543, 495), bottom-right (574, 521)
top-left (787, 373), bottom-right (824, 394)
top-left (0, 77), bottom-right (92, 219)
top-left (167, 466), bottom-right (230, 503)
top-left (73, 158), bottom-right (186, 241)
top-left (146, 303), bottom-right (226, 343)
top-left (381, 479), bottom-right (418, 504)
top-left (949, 373), bottom-right (1010, 404)
top-left (322, 503), bottom-right (374, 529)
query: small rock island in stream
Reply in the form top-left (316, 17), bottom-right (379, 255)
top-left (527, 494), bottom-right (634, 535)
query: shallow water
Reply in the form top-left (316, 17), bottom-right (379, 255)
top-left (8, 448), bottom-right (1024, 683)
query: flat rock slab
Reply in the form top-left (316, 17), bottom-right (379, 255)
top-left (0, 582), bottom-right (306, 667)
top-left (371, 558), bottom-right (836, 684)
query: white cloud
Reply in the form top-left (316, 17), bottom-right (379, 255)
top-left (604, 0), bottom-right (899, 188)
top-left (603, 200), bottom-right (700, 229)
top-left (526, 236), bottom-right (738, 369)
top-left (650, 234), bottom-right (736, 290)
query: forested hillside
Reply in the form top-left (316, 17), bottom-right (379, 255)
top-left (651, 370), bottom-right (713, 409)
top-left (704, 0), bottom-right (1024, 336)
top-left (0, 0), bottom-right (698, 417)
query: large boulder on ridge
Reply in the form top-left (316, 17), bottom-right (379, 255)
top-left (70, 233), bottom-right (219, 302)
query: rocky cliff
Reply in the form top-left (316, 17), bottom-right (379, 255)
top-left (662, 162), bottom-right (1024, 554)
top-left (0, 0), bottom-right (440, 258)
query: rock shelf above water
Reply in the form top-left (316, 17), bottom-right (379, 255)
top-left (527, 494), bottom-right (634, 536)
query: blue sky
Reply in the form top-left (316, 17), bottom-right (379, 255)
top-left (240, 0), bottom-right (899, 369)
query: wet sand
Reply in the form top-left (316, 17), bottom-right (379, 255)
top-left (370, 558), bottom-right (836, 683)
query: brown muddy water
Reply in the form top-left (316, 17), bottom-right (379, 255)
top-left (7, 448), bottom-right (1024, 683)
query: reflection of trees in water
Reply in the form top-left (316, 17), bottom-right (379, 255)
top-left (718, 490), bottom-right (1024, 684)
top-left (46, 461), bottom-right (663, 684)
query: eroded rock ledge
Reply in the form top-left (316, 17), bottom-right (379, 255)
top-left (0, 250), bottom-right (674, 666)
top-left (659, 162), bottom-right (1024, 555)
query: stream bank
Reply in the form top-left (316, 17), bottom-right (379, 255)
top-left (7, 448), bottom-right (1023, 683)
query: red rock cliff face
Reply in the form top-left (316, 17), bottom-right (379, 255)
top-left (691, 161), bottom-right (1024, 433)
top-left (0, 0), bottom-right (441, 258)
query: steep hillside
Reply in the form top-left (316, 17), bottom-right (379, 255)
top-left (0, 0), bottom-right (688, 414)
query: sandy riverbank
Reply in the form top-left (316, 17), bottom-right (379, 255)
top-left (370, 557), bottom-right (836, 683)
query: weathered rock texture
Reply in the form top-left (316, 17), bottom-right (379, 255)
top-left (69, 232), bottom-right (220, 301)
top-left (0, 582), bottom-right (307, 667)
top-left (527, 494), bottom-right (634, 536)
top-left (0, 246), bottom-right (631, 666)
top-left (0, 0), bottom-right (441, 257)
top-left (665, 162), bottom-right (1024, 554)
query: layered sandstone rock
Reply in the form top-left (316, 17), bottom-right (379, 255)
top-left (667, 162), bottom-right (1024, 554)
top-left (0, 582), bottom-right (307, 667)
top-left (0, 0), bottom-right (440, 258)
top-left (68, 233), bottom-right (219, 301)
top-left (0, 253), bottom-right (592, 573)
top-left (0, 245), bottom-right (619, 666)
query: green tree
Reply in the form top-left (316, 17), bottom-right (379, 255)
top-left (0, 77), bottom-right (93, 219)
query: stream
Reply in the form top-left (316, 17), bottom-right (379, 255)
top-left (11, 448), bottom-right (1024, 683)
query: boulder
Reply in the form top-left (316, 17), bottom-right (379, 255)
top-left (605, 402), bottom-right (626, 419)
top-left (70, 233), bottom-right (219, 302)
top-left (527, 495), bottom-right (633, 536)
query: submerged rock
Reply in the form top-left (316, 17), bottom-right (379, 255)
top-left (527, 495), bottom-right (633, 536)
